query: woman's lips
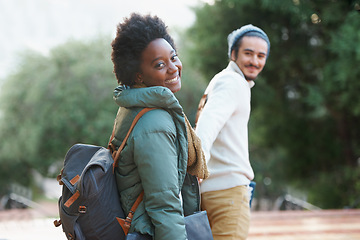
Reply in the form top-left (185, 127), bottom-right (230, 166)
top-left (165, 76), bottom-right (179, 83)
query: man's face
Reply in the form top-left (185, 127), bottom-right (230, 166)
top-left (231, 36), bottom-right (268, 81)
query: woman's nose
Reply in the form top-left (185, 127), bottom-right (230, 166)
top-left (168, 62), bottom-right (178, 73)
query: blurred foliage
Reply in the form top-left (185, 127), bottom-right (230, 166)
top-left (0, 36), bottom-right (118, 194)
top-left (306, 166), bottom-right (360, 209)
top-left (186, 0), bottom-right (360, 208)
top-left (175, 30), bottom-right (209, 124)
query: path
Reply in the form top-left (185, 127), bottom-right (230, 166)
top-left (1, 202), bottom-right (360, 240)
top-left (248, 209), bottom-right (360, 240)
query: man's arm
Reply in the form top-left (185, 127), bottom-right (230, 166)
top-left (195, 74), bottom-right (244, 162)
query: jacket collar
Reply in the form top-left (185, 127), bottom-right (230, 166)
top-left (113, 85), bottom-right (182, 110)
top-left (227, 61), bottom-right (255, 88)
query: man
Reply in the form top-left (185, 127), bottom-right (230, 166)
top-left (195, 24), bottom-right (270, 240)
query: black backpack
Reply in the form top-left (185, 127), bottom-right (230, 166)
top-left (54, 108), bottom-right (154, 240)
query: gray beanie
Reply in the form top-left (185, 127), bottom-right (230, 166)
top-left (227, 24), bottom-right (270, 59)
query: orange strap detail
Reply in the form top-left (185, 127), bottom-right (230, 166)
top-left (64, 190), bottom-right (80, 208)
top-left (69, 175), bottom-right (80, 185)
top-left (53, 219), bottom-right (62, 227)
top-left (116, 191), bottom-right (144, 235)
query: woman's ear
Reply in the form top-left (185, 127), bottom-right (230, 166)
top-left (135, 73), bottom-right (143, 84)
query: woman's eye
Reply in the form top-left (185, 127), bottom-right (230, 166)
top-left (155, 62), bottom-right (165, 68)
top-left (171, 54), bottom-right (178, 61)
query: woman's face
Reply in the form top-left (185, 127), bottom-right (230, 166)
top-left (137, 38), bottom-right (182, 93)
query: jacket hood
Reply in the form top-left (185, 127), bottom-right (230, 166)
top-left (114, 85), bottom-right (182, 111)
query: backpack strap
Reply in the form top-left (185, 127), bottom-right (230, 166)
top-left (116, 191), bottom-right (144, 235)
top-left (110, 107), bottom-right (156, 172)
top-left (109, 107), bottom-right (156, 236)
top-left (194, 94), bottom-right (208, 129)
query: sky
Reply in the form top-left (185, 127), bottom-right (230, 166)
top-left (0, 0), bottom-right (205, 80)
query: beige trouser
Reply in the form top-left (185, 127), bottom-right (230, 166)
top-left (201, 185), bottom-right (250, 240)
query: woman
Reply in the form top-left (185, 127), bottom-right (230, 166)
top-left (110, 13), bottom-right (209, 240)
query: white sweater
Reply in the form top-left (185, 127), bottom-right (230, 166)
top-left (196, 61), bottom-right (255, 193)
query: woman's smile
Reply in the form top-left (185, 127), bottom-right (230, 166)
top-left (166, 75), bottom-right (180, 84)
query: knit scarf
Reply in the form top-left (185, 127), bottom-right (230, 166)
top-left (184, 115), bottom-right (210, 180)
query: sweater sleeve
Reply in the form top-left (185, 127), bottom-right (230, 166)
top-left (132, 123), bottom-right (187, 240)
top-left (195, 73), bottom-right (247, 163)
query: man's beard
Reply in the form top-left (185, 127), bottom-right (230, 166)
top-left (244, 64), bottom-right (260, 81)
top-left (245, 75), bottom-right (256, 81)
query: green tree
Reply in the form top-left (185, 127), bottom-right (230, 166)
top-left (0, 36), bottom-right (118, 192)
top-left (186, 0), bottom-right (360, 208)
top-left (175, 29), bottom-right (209, 124)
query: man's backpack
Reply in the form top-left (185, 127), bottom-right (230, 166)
top-left (54, 108), bottom-right (154, 240)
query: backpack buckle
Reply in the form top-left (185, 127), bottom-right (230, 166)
top-left (79, 205), bottom-right (87, 214)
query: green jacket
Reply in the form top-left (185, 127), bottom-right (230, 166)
top-left (111, 86), bottom-right (200, 240)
